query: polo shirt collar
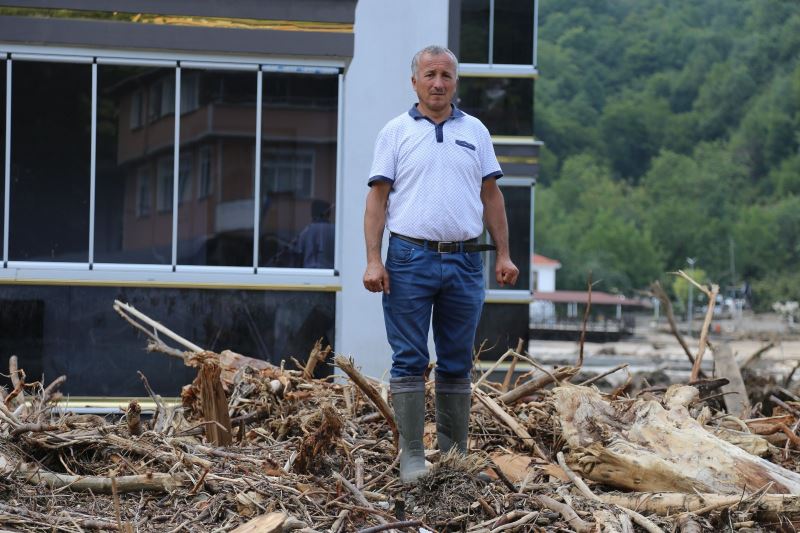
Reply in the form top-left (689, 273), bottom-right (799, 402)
top-left (408, 104), bottom-right (464, 121)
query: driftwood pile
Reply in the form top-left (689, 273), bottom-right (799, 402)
top-left (2, 289), bottom-right (800, 532)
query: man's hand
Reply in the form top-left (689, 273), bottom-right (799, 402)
top-left (363, 260), bottom-right (391, 293)
top-left (495, 255), bottom-right (519, 287)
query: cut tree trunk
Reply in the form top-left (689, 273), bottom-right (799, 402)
top-left (553, 384), bottom-right (800, 494)
top-left (195, 354), bottom-right (233, 446)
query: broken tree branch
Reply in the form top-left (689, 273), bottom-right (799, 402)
top-left (649, 281), bottom-right (698, 370)
top-left (673, 271), bottom-right (719, 382)
top-left (334, 355), bottom-right (398, 452)
top-left (113, 300), bottom-right (204, 352)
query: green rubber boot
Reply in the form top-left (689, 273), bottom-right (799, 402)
top-left (390, 376), bottom-right (428, 483)
top-left (435, 376), bottom-right (472, 454)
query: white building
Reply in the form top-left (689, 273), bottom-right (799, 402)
top-left (0, 1), bottom-right (539, 394)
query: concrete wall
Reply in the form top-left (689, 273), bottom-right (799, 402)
top-left (337, 0), bottom-right (449, 380)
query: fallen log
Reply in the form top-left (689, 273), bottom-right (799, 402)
top-left (554, 383), bottom-right (800, 494)
top-left (713, 343), bottom-right (751, 418)
top-left (498, 366), bottom-right (578, 405)
top-left (5, 460), bottom-right (186, 493)
top-left (598, 492), bottom-right (800, 516)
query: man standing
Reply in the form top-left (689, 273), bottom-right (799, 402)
top-left (363, 45), bottom-right (519, 483)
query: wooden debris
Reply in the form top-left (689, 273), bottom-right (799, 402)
top-left (193, 352), bottom-right (233, 446)
top-left (2, 298), bottom-right (800, 532)
top-left (554, 383), bottom-right (800, 494)
top-left (714, 343), bottom-right (751, 418)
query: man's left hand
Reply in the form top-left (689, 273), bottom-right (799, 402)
top-left (495, 256), bottom-right (519, 287)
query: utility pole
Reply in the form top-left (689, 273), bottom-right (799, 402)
top-left (686, 257), bottom-right (696, 336)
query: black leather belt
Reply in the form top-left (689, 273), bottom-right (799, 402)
top-left (391, 232), bottom-right (496, 253)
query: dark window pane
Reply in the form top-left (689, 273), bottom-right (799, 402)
top-left (260, 73), bottom-right (337, 269)
top-left (95, 65), bottom-right (175, 264)
top-left (493, 0), bottom-right (534, 65)
top-left (459, 0), bottom-right (490, 64)
top-left (487, 185), bottom-right (530, 290)
top-left (0, 59), bottom-right (5, 248)
top-left (457, 77), bottom-right (533, 136)
top-left (0, 285), bottom-right (335, 396)
top-left (476, 302), bottom-right (529, 360)
top-left (177, 69), bottom-right (257, 266)
top-left (10, 61), bottom-right (91, 261)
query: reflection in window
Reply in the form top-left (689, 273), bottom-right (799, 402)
top-left (0, 285), bottom-right (335, 396)
top-left (148, 77), bottom-right (175, 121)
top-left (457, 77), bottom-right (533, 136)
top-left (198, 147), bottom-right (212, 199)
top-left (260, 73), bottom-right (337, 269)
top-left (130, 90), bottom-right (143, 129)
top-left (459, 0), bottom-right (490, 64)
top-left (487, 185), bottom-right (530, 290)
top-left (264, 150), bottom-right (313, 198)
top-left (179, 154), bottom-right (192, 203)
top-left (95, 65), bottom-right (175, 264)
top-left (156, 156), bottom-right (174, 212)
top-left (181, 73), bottom-right (199, 114)
top-left (135, 168), bottom-right (151, 217)
top-left (10, 61), bottom-right (91, 262)
top-left (177, 69), bottom-right (257, 267)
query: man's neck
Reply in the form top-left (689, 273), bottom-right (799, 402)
top-left (417, 103), bottom-right (451, 123)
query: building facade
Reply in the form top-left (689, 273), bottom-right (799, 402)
top-left (0, 0), bottom-right (538, 394)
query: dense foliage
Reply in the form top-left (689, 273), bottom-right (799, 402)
top-left (534, 0), bottom-right (800, 308)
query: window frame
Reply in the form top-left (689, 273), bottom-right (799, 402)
top-left (459, 0), bottom-right (539, 74)
top-left (0, 45), bottom-right (343, 290)
top-left (483, 175), bottom-right (535, 304)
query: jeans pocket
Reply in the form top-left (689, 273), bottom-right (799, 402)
top-left (463, 251), bottom-right (483, 273)
top-left (387, 243), bottom-right (414, 264)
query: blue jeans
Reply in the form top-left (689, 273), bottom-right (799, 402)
top-left (383, 236), bottom-right (485, 379)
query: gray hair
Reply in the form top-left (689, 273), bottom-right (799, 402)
top-left (411, 45), bottom-right (459, 78)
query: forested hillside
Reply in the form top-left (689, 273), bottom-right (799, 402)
top-left (534, 0), bottom-right (800, 308)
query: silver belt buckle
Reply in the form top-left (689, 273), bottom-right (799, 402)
top-left (437, 241), bottom-right (453, 253)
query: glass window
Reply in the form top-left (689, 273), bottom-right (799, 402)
top-left (181, 72), bottom-right (199, 114)
top-left (493, 0), bottom-right (534, 65)
top-left (198, 146), bottom-right (212, 199)
top-left (135, 167), bottom-right (151, 217)
top-left (459, 0), bottom-right (535, 66)
top-left (0, 284), bottom-right (335, 396)
top-left (459, 0), bottom-right (490, 64)
top-left (457, 77), bottom-right (533, 136)
top-left (95, 65), bottom-right (175, 265)
top-left (130, 90), bottom-right (143, 129)
top-left (487, 184), bottom-right (531, 290)
top-left (260, 73), bottom-right (337, 269)
top-left (178, 153), bottom-right (192, 203)
top-left (156, 156), bottom-right (173, 212)
top-left (0, 59), bottom-right (5, 249)
top-left (177, 69), bottom-right (257, 267)
top-left (10, 61), bottom-right (91, 262)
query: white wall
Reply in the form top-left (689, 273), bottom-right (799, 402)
top-left (336, 0), bottom-right (450, 380)
top-left (536, 267), bottom-right (557, 292)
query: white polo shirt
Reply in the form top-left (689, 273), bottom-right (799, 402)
top-left (368, 105), bottom-right (502, 242)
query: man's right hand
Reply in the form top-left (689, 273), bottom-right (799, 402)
top-left (363, 261), bottom-right (391, 294)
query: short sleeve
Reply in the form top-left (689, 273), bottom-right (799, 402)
top-left (477, 124), bottom-right (503, 181)
top-left (368, 123), bottom-right (396, 187)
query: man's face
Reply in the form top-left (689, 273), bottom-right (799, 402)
top-left (412, 53), bottom-right (457, 117)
